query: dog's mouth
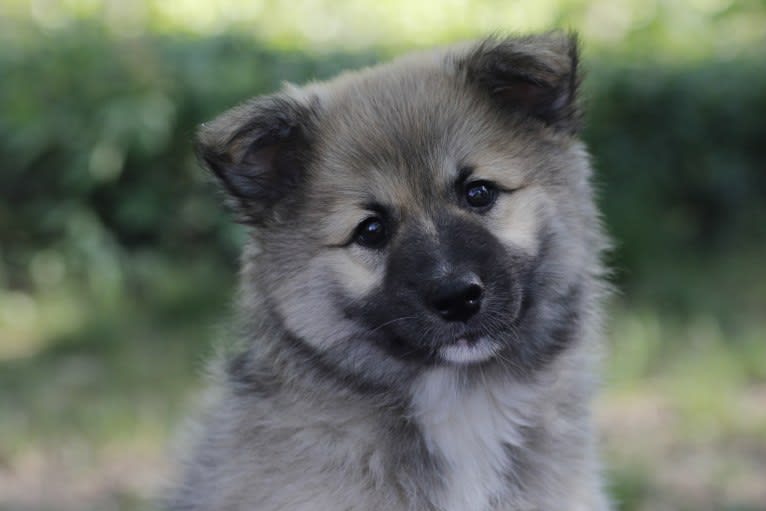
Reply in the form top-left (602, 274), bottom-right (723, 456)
top-left (380, 330), bottom-right (501, 366)
top-left (437, 334), bottom-right (500, 365)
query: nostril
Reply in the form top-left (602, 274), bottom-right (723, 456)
top-left (463, 283), bottom-right (483, 304)
top-left (434, 297), bottom-right (452, 315)
top-left (430, 279), bottom-right (484, 322)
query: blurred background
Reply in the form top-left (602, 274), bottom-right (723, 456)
top-left (0, 1), bottom-right (764, 510)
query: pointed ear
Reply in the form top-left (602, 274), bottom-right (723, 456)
top-left (195, 94), bottom-right (315, 224)
top-left (460, 32), bottom-right (582, 133)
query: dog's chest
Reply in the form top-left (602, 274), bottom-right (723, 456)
top-left (411, 369), bottom-right (534, 511)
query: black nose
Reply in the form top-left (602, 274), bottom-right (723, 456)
top-left (429, 276), bottom-right (483, 322)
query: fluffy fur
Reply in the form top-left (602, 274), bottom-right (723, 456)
top-left (168, 32), bottom-right (611, 511)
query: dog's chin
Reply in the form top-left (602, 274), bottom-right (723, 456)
top-left (437, 336), bottom-right (500, 365)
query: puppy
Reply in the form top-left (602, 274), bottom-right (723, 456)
top-left (168, 32), bottom-right (611, 511)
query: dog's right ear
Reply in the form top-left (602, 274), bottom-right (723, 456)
top-left (196, 94), bottom-right (315, 224)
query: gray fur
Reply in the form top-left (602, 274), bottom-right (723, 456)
top-left (168, 32), bottom-right (611, 511)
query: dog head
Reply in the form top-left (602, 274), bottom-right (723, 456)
top-left (198, 33), bottom-right (602, 388)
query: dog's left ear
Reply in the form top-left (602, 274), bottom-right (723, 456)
top-left (460, 32), bottom-right (582, 133)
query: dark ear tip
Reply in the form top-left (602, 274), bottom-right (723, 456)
top-left (564, 30), bottom-right (581, 64)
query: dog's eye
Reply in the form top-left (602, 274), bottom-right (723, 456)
top-left (354, 217), bottom-right (387, 249)
top-left (464, 181), bottom-right (497, 210)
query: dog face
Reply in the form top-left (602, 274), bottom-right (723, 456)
top-left (198, 34), bottom-right (600, 388)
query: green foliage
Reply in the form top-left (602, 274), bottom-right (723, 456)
top-left (586, 61), bottom-right (766, 284)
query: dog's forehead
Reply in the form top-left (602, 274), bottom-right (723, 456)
top-left (307, 65), bottom-right (487, 209)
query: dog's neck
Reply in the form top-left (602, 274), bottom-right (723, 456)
top-left (409, 366), bottom-right (544, 511)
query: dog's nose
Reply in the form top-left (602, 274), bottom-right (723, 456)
top-left (429, 276), bottom-right (483, 322)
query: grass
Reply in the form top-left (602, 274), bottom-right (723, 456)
top-left (601, 310), bottom-right (766, 511)
top-left (598, 247), bottom-right (766, 511)
top-left (0, 257), bottom-right (233, 511)
top-left (1, 249), bottom-right (764, 511)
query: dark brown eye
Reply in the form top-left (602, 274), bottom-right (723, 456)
top-left (354, 217), bottom-right (387, 248)
top-left (464, 181), bottom-right (497, 210)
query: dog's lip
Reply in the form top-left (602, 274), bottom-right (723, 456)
top-left (441, 329), bottom-right (484, 346)
top-left (438, 335), bottom-right (499, 365)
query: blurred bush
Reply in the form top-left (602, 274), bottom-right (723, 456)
top-left (586, 60), bottom-right (766, 285)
